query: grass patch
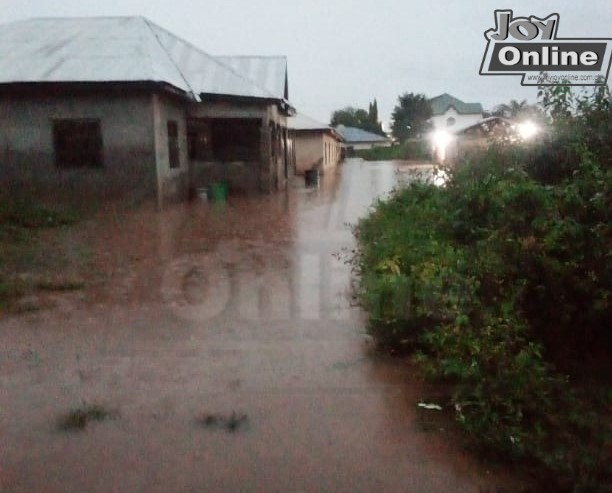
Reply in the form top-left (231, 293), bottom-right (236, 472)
top-left (0, 197), bottom-right (80, 229)
top-left (356, 139), bottom-right (432, 161)
top-left (35, 279), bottom-right (85, 292)
top-left (57, 404), bottom-right (117, 431)
top-left (0, 277), bottom-right (27, 311)
top-left (0, 193), bottom-right (88, 312)
top-left (0, 275), bottom-right (84, 313)
top-left (196, 412), bottom-right (249, 433)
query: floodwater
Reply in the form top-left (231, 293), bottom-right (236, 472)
top-left (0, 159), bottom-right (526, 492)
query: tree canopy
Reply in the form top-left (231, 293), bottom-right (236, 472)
top-left (491, 99), bottom-right (546, 124)
top-left (330, 99), bottom-right (385, 135)
top-left (391, 93), bottom-right (432, 142)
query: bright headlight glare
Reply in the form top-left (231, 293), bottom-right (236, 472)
top-left (518, 120), bottom-right (538, 139)
top-left (431, 130), bottom-right (453, 149)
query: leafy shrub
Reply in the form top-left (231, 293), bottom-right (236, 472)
top-left (0, 196), bottom-right (80, 228)
top-left (356, 139), bottom-right (431, 161)
top-left (353, 87), bottom-right (611, 490)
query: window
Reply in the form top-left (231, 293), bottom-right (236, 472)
top-left (187, 119), bottom-right (212, 160)
top-left (53, 119), bottom-right (102, 168)
top-left (446, 117), bottom-right (456, 127)
top-left (167, 120), bottom-right (180, 169)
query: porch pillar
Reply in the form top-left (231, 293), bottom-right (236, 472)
top-left (259, 120), bottom-right (272, 193)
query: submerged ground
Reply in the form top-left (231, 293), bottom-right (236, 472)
top-left (0, 160), bottom-right (527, 492)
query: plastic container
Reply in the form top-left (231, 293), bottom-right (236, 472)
top-left (196, 187), bottom-right (208, 200)
top-left (305, 169), bottom-right (319, 187)
top-left (209, 182), bottom-right (228, 202)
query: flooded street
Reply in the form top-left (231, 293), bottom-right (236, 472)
top-left (0, 159), bottom-right (522, 492)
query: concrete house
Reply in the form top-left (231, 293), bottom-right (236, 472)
top-left (429, 93), bottom-right (483, 132)
top-left (0, 17), bottom-right (295, 205)
top-left (334, 125), bottom-right (392, 154)
top-left (287, 113), bottom-right (343, 175)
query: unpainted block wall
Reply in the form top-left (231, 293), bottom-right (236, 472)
top-left (152, 93), bottom-right (189, 205)
top-left (0, 93), bottom-right (157, 202)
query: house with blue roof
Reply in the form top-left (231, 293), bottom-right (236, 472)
top-left (334, 125), bottom-right (392, 154)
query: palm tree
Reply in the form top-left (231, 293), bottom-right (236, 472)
top-left (493, 99), bottom-right (528, 118)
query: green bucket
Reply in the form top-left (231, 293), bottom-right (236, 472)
top-left (209, 182), bottom-right (228, 202)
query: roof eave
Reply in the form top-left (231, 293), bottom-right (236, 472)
top-left (0, 80), bottom-right (195, 100)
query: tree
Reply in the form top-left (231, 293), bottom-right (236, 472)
top-left (331, 107), bottom-right (368, 128)
top-left (330, 100), bottom-right (385, 136)
top-left (493, 98), bottom-right (545, 124)
top-left (391, 93), bottom-right (432, 142)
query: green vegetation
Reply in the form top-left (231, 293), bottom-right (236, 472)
top-left (0, 196), bottom-right (80, 229)
top-left (58, 403), bottom-right (117, 431)
top-left (353, 86), bottom-right (611, 491)
top-left (356, 139), bottom-right (432, 161)
top-left (391, 92), bottom-right (433, 141)
top-left (0, 194), bottom-right (84, 311)
top-left (330, 99), bottom-right (385, 136)
top-left (196, 411), bottom-right (249, 433)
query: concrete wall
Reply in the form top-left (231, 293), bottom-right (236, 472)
top-left (322, 132), bottom-right (342, 173)
top-left (266, 105), bottom-right (289, 193)
top-left (187, 100), bottom-right (290, 194)
top-left (294, 130), bottom-right (342, 175)
top-left (430, 107), bottom-right (482, 132)
top-left (0, 89), bottom-right (293, 203)
top-left (152, 93), bottom-right (189, 206)
top-left (0, 92), bottom-right (157, 202)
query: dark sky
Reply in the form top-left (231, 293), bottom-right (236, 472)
top-left (1, 0), bottom-right (610, 126)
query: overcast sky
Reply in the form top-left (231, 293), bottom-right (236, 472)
top-left (1, 1), bottom-right (610, 126)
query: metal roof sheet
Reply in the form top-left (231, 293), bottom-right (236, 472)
top-left (146, 21), bottom-right (276, 100)
top-left (334, 125), bottom-right (391, 144)
top-left (288, 113), bottom-right (330, 131)
top-left (288, 113), bottom-right (342, 140)
top-left (216, 56), bottom-right (287, 100)
top-left (0, 17), bottom-right (279, 101)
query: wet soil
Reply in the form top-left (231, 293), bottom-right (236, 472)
top-left (0, 159), bottom-right (531, 492)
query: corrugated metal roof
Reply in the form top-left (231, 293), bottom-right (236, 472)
top-left (146, 21), bottom-right (277, 100)
top-left (335, 125), bottom-right (391, 144)
top-left (429, 93), bottom-right (483, 116)
top-left (452, 116), bottom-right (513, 135)
top-left (217, 56), bottom-right (287, 100)
top-left (288, 113), bottom-right (342, 140)
top-left (0, 17), bottom-right (280, 102)
top-left (288, 113), bottom-right (329, 131)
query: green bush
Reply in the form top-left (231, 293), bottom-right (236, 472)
top-left (356, 139), bottom-right (432, 161)
top-left (0, 196), bottom-right (80, 228)
top-left (353, 87), bottom-right (611, 490)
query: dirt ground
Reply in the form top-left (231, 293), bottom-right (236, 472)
top-left (0, 159), bottom-right (531, 492)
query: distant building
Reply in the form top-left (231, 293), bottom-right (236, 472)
top-left (0, 17), bottom-right (295, 205)
top-left (429, 93), bottom-right (483, 133)
top-left (288, 114), bottom-right (343, 175)
top-left (334, 125), bottom-right (392, 154)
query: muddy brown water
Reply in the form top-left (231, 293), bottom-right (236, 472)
top-left (0, 159), bottom-right (527, 492)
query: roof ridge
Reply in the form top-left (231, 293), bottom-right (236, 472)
top-left (141, 17), bottom-right (198, 101)
top-left (144, 19), bottom-right (278, 100)
top-left (217, 55), bottom-right (287, 59)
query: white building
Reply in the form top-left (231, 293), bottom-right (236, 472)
top-left (288, 113), bottom-right (343, 175)
top-left (429, 93), bottom-right (483, 133)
